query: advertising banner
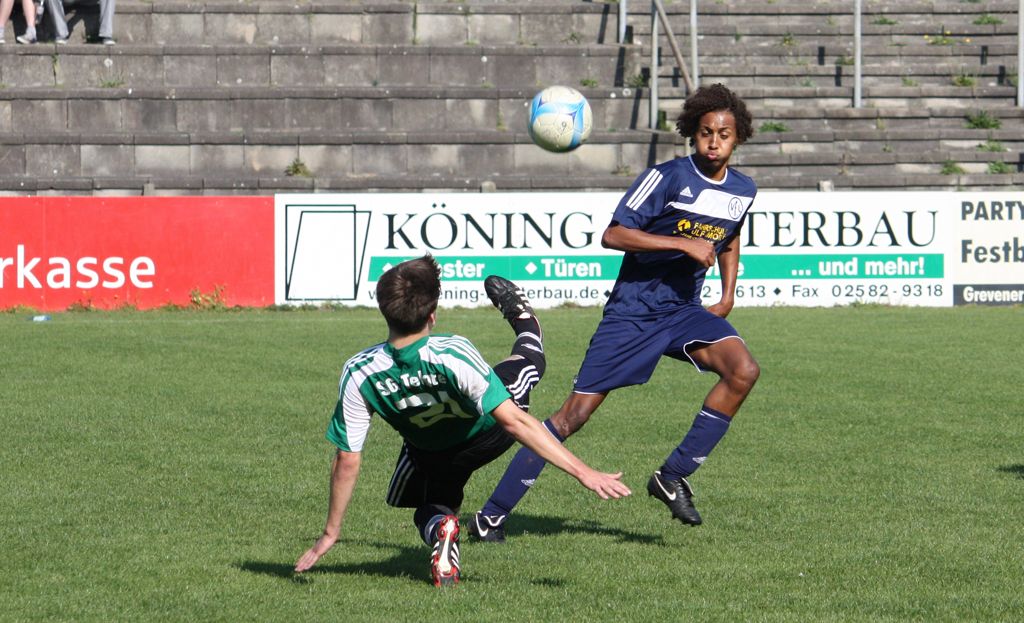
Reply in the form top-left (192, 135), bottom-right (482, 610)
top-left (951, 195), bottom-right (1024, 306)
top-left (721, 192), bottom-right (951, 307)
top-left (274, 193), bottom-right (620, 308)
top-left (274, 192), bottom-right (962, 308)
top-left (6, 192), bottom-right (1014, 312)
top-left (0, 197), bottom-right (275, 310)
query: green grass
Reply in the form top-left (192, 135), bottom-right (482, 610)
top-left (965, 110), bottom-right (1001, 129)
top-left (2, 307), bottom-right (1023, 621)
top-left (759, 120), bottom-right (789, 133)
top-left (940, 160), bottom-right (966, 175)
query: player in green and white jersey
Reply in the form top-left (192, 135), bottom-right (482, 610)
top-left (294, 256), bottom-right (631, 586)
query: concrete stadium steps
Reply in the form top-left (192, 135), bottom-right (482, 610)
top-left (0, 44), bottom-right (640, 90)
top-left (631, 1), bottom-right (1020, 37)
top-left (652, 41), bottom-right (1020, 65)
top-left (636, 22), bottom-right (1021, 50)
top-left (634, 1), bottom-right (1021, 92)
top-left (0, 174), bottom-right (644, 196)
top-left (657, 85), bottom-right (1024, 118)
top-left (82, 1), bottom-right (618, 47)
top-left (736, 138), bottom-right (1022, 174)
top-left (652, 44), bottom-right (1020, 88)
top-left (689, 61), bottom-right (1017, 89)
top-left (2, 0), bottom-right (1018, 193)
top-left (0, 128), bottom-right (676, 180)
top-left (0, 86), bottom-right (652, 133)
top-left (752, 170), bottom-right (1024, 190)
top-left (1, 127), bottom-right (1019, 192)
top-left (3, 170), bottom-right (1021, 196)
top-left (744, 106), bottom-right (1024, 135)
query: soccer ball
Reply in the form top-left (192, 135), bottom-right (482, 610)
top-left (527, 86), bottom-right (593, 153)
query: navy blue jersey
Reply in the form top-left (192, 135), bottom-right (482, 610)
top-left (606, 155), bottom-right (757, 315)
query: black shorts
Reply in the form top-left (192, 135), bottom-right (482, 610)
top-left (384, 424), bottom-right (516, 512)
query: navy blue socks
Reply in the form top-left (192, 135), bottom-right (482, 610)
top-left (479, 419), bottom-right (564, 519)
top-left (660, 405), bottom-right (732, 480)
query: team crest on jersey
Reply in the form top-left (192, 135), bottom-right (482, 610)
top-left (728, 196), bottom-right (744, 219)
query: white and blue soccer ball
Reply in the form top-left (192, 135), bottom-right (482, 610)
top-left (527, 86), bottom-right (593, 153)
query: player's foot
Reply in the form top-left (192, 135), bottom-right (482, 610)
top-left (429, 515), bottom-right (461, 586)
top-left (467, 511), bottom-right (506, 543)
top-left (647, 470), bottom-right (702, 525)
top-left (484, 275), bottom-right (534, 324)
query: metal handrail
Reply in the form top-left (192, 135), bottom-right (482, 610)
top-left (653, 0), bottom-right (696, 93)
top-left (648, 0), bottom-right (697, 129)
top-left (854, 0), bottom-right (863, 108)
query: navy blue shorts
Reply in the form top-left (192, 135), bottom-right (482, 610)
top-left (573, 305), bottom-right (743, 394)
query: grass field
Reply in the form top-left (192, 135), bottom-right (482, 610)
top-left (2, 306), bottom-right (1022, 622)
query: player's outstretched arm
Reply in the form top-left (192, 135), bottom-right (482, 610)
top-left (602, 224), bottom-right (716, 267)
top-left (295, 449), bottom-right (362, 573)
top-left (490, 399), bottom-right (632, 500)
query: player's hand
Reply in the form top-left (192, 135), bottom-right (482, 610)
top-left (294, 532), bottom-right (338, 573)
top-left (683, 239), bottom-right (716, 268)
top-left (578, 469), bottom-right (632, 500)
top-left (707, 298), bottom-right (734, 318)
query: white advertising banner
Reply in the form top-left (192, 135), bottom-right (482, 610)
top-left (951, 194), bottom-right (1024, 305)
top-left (719, 192), bottom-right (951, 307)
top-left (274, 193), bottom-right (622, 308)
top-left (274, 192), bottom-right (1019, 308)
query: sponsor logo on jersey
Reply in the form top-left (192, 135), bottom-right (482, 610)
top-left (728, 196), bottom-right (744, 219)
top-left (680, 186), bottom-right (693, 198)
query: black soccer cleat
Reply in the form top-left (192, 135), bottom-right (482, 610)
top-left (430, 515), bottom-right (461, 586)
top-left (468, 511), bottom-right (506, 543)
top-left (484, 275), bottom-right (535, 324)
top-left (647, 470), bottom-right (703, 526)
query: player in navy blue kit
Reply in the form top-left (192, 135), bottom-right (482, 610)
top-left (470, 84), bottom-right (760, 539)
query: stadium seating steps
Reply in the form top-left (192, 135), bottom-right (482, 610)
top-left (0, 0), bottom-right (1021, 194)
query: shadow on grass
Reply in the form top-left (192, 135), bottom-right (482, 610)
top-left (998, 464), bottom-right (1024, 479)
top-left (498, 512), bottom-right (665, 546)
top-left (237, 542), bottom-right (423, 584)
top-left (237, 514), bottom-right (659, 583)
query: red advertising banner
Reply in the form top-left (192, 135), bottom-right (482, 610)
top-left (0, 197), bottom-right (274, 310)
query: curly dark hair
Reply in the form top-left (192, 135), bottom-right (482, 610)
top-left (675, 83), bottom-right (754, 146)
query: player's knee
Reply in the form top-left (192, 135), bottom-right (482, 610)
top-left (728, 358), bottom-right (760, 394)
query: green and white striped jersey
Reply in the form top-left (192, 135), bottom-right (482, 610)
top-left (326, 334), bottom-right (511, 452)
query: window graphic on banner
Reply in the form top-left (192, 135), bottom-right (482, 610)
top-left (281, 204), bottom-right (371, 301)
top-left (274, 192), bottom-right (960, 308)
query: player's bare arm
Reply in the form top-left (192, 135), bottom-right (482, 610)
top-left (707, 234), bottom-right (740, 318)
top-left (294, 449), bottom-right (362, 572)
top-left (602, 224), bottom-right (716, 267)
top-left (490, 399), bottom-right (631, 500)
